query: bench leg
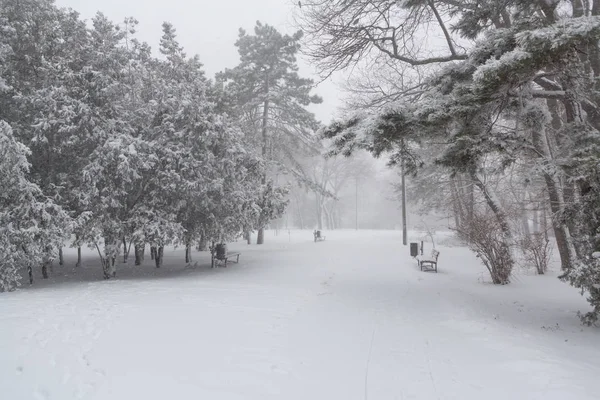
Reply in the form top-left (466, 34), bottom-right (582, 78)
top-left (236, 254), bottom-right (240, 263)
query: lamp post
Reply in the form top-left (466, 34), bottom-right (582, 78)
top-left (355, 175), bottom-right (358, 230)
top-left (401, 158), bottom-right (407, 245)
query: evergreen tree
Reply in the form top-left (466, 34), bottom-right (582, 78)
top-left (218, 22), bottom-right (322, 244)
top-left (0, 121), bottom-right (69, 291)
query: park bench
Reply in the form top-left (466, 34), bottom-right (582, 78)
top-left (313, 230), bottom-right (326, 242)
top-left (418, 249), bottom-right (440, 273)
top-left (210, 243), bottom-right (241, 268)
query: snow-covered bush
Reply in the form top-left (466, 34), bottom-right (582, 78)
top-left (560, 257), bottom-right (600, 326)
top-left (521, 233), bottom-right (552, 275)
top-left (457, 213), bottom-right (514, 285)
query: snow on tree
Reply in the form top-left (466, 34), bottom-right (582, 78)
top-left (0, 121), bottom-right (70, 291)
top-left (302, 0), bottom-right (600, 316)
top-left (0, 1), bottom-right (299, 283)
top-left (301, 2), bottom-right (600, 284)
top-left (147, 22), bottom-right (269, 263)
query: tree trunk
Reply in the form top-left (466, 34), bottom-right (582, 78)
top-left (542, 202), bottom-right (550, 242)
top-left (185, 243), bottom-right (191, 264)
top-left (467, 178), bottom-right (475, 222)
top-left (122, 237), bottom-right (128, 263)
top-left (452, 205), bottom-right (461, 230)
top-left (294, 193), bottom-right (305, 229)
top-left (28, 265), bottom-right (33, 284)
top-left (256, 82), bottom-right (270, 246)
top-left (563, 181), bottom-right (583, 258)
top-left (450, 176), bottom-right (464, 229)
top-left (155, 246), bottom-right (163, 268)
top-left (102, 254), bottom-right (109, 279)
top-left (77, 246), bottom-right (82, 268)
top-left (59, 247), bottom-right (64, 266)
top-left (469, 169), bottom-right (512, 238)
top-left (401, 158), bottom-right (407, 245)
top-left (530, 123), bottom-right (575, 270)
top-left (450, 184), bottom-right (462, 229)
top-left (198, 232), bottom-right (208, 251)
top-left (111, 254), bottom-right (117, 277)
top-left (257, 229), bottom-right (264, 245)
top-left (104, 238), bottom-right (118, 278)
top-left (520, 203), bottom-right (531, 237)
top-left (261, 98), bottom-right (269, 161)
top-left (102, 258), bottom-right (113, 279)
top-left (315, 195), bottom-right (323, 230)
top-left (532, 205), bottom-right (540, 233)
top-left (42, 264), bottom-right (48, 279)
top-left (323, 206), bottom-right (332, 230)
top-left (543, 174), bottom-right (575, 270)
top-left (245, 231), bottom-right (251, 245)
top-left (571, 0), bottom-right (585, 17)
top-left (135, 244), bottom-right (143, 266)
top-left (151, 246), bottom-right (156, 260)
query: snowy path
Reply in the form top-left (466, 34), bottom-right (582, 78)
top-left (2, 230), bottom-right (599, 399)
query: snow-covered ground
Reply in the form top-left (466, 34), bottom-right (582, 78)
top-left (2, 230), bottom-right (599, 400)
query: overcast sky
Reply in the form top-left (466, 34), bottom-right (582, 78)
top-left (54, 0), bottom-right (342, 123)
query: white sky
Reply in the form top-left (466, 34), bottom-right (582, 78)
top-left (54, 0), bottom-right (343, 124)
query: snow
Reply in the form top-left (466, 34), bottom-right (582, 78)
top-left (2, 230), bottom-right (599, 400)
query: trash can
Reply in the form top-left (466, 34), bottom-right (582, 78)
top-left (410, 242), bottom-right (419, 257)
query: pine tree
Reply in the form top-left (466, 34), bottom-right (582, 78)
top-left (219, 22), bottom-right (322, 244)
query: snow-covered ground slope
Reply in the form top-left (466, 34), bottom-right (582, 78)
top-left (2, 230), bottom-right (599, 400)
